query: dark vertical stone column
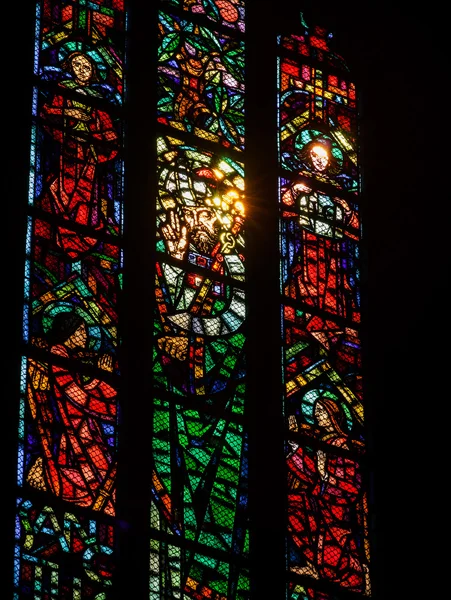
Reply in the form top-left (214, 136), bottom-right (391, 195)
top-left (5, 4), bottom-right (37, 598)
top-left (113, 2), bottom-right (158, 598)
top-left (245, 2), bottom-right (287, 598)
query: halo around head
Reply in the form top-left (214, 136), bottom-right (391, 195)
top-left (295, 129), bottom-right (343, 169)
top-left (58, 41), bottom-right (108, 80)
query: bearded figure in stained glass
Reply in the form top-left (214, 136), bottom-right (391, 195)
top-left (155, 140), bottom-right (246, 396)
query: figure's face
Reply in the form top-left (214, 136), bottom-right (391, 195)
top-left (314, 402), bottom-right (332, 428)
top-left (183, 207), bottom-right (219, 253)
top-left (71, 55), bottom-right (93, 84)
top-left (69, 322), bottom-right (88, 348)
top-left (310, 144), bottom-right (330, 172)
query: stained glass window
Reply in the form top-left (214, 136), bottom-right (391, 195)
top-left (10, 3), bottom-right (374, 600)
top-left (13, 1), bottom-right (125, 597)
top-left (150, 1), bottom-right (248, 597)
top-left (278, 18), bottom-right (371, 600)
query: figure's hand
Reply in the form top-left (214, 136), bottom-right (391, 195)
top-left (317, 449), bottom-right (328, 480)
top-left (98, 354), bottom-right (114, 372)
top-left (288, 414), bottom-right (298, 432)
top-left (287, 440), bottom-right (299, 455)
top-left (161, 211), bottom-right (188, 260)
top-left (65, 108), bottom-right (91, 121)
top-left (29, 359), bottom-right (50, 391)
top-left (157, 335), bottom-right (189, 360)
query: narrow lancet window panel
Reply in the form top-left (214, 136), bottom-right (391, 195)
top-left (13, 1), bottom-right (125, 598)
top-left (278, 18), bottom-right (371, 600)
top-left (152, 2), bottom-right (248, 598)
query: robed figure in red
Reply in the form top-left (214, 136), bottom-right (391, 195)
top-left (40, 50), bottom-right (119, 259)
top-left (287, 396), bottom-right (370, 596)
top-left (27, 310), bottom-right (117, 515)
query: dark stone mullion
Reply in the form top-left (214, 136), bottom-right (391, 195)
top-left (113, 1), bottom-right (159, 599)
top-left (245, 1), bottom-right (287, 599)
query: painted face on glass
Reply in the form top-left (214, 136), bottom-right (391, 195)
top-left (71, 54), bottom-right (93, 85)
top-left (314, 401), bottom-right (332, 429)
top-left (182, 207), bottom-right (220, 254)
top-left (309, 144), bottom-right (330, 172)
top-left (65, 322), bottom-right (88, 349)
